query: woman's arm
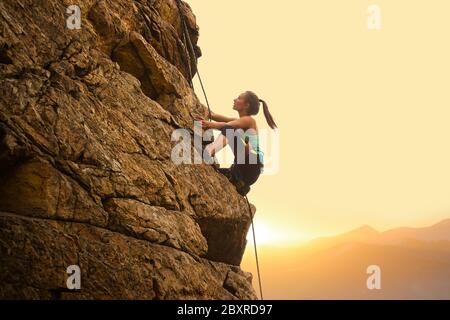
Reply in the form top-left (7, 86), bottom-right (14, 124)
top-left (210, 111), bottom-right (238, 122)
top-left (202, 117), bottom-right (252, 130)
top-left (202, 120), bottom-right (227, 130)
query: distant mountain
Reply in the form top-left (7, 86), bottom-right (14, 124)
top-left (307, 225), bottom-right (381, 250)
top-left (306, 219), bottom-right (450, 249)
top-left (241, 218), bottom-right (450, 299)
top-left (379, 219), bottom-right (450, 244)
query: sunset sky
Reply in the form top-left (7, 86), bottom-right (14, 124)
top-left (186, 0), bottom-right (450, 245)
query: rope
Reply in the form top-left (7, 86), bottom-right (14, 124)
top-left (196, 64), bottom-right (212, 122)
top-left (176, 0), bottom-right (193, 88)
top-left (245, 195), bottom-right (264, 300)
top-left (176, 0), bottom-right (263, 300)
top-left (175, 0), bottom-right (211, 121)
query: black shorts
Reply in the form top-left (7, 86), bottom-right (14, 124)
top-left (219, 125), bottom-right (263, 187)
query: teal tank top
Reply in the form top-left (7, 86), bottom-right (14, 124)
top-left (242, 130), bottom-right (264, 168)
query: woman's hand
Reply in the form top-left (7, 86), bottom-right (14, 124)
top-left (194, 115), bottom-right (204, 122)
top-left (194, 116), bottom-right (212, 128)
top-left (194, 115), bottom-right (228, 129)
top-left (200, 119), bottom-right (213, 129)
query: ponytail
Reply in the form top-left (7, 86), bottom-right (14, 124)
top-left (259, 99), bottom-right (277, 129)
top-left (243, 91), bottom-right (278, 129)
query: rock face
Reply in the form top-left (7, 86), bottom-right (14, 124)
top-left (0, 0), bottom-right (258, 299)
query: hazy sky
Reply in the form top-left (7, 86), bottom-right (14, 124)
top-left (186, 0), bottom-right (450, 244)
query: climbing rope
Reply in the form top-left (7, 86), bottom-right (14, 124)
top-left (175, 0), bottom-right (212, 121)
top-left (175, 0), bottom-right (264, 300)
top-left (175, 0), bottom-right (194, 87)
top-left (245, 195), bottom-right (264, 300)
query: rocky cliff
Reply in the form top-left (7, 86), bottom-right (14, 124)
top-left (0, 0), bottom-right (258, 299)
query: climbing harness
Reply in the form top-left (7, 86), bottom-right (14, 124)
top-left (175, 0), bottom-right (264, 300)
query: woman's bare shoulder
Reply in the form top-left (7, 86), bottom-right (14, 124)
top-left (244, 116), bottom-right (258, 133)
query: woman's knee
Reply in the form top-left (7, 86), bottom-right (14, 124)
top-left (219, 124), bottom-right (236, 136)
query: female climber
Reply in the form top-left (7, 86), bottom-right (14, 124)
top-left (194, 90), bottom-right (277, 196)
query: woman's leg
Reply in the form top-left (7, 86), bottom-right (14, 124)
top-left (205, 132), bottom-right (228, 158)
top-left (216, 125), bottom-right (251, 164)
top-left (239, 163), bottom-right (262, 186)
top-left (204, 124), bottom-right (250, 158)
top-left (193, 126), bottom-right (235, 165)
top-left (215, 125), bottom-right (260, 195)
top-left (193, 136), bottom-right (216, 164)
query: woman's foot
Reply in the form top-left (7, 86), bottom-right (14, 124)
top-left (217, 166), bottom-right (251, 196)
top-left (211, 162), bottom-right (220, 171)
top-left (235, 180), bottom-right (250, 196)
top-left (217, 167), bottom-right (232, 178)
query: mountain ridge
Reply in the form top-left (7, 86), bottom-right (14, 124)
top-left (307, 218), bottom-right (450, 250)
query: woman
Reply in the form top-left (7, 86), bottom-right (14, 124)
top-left (195, 90), bottom-right (277, 196)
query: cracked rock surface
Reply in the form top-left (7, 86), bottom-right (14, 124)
top-left (0, 0), bottom-right (257, 299)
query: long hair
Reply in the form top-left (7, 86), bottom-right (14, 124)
top-left (244, 91), bottom-right (278, 129)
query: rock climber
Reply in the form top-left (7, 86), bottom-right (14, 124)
top-left (194, 91), bottom-right (277, 196)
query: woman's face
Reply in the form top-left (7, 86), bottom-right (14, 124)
top-left (233, 93), bottom-right (249, 112)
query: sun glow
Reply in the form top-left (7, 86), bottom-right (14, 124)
top-left (246, 220), bottom-right (308, 246)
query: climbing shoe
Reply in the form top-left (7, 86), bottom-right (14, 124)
top-left (235, 179), bottom-right (251, 196)
top-left (211, 162), bottom-right (220, 171)
top-left (216, 165), bottom-right (251, 196)
top-left (217, 167), bottom-right (232, 179)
